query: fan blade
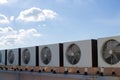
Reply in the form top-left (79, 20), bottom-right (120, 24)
top-left (106, 40), bottom-right (119, 49)
top-left (103, 49), bottom-right (112, 59)
top-left (112, 41), bottom-right (119, 47)
top-left (69, 56), bottom-right (75, 64)
top-left (74, 53), bottom-right (79, 59)
top-left (69, 54), bottom-right (79, 64)
top-left (112, 54), bottom-right (119, 62)
top-left (113, 46), bottom-right (120, 53)
top-left (71, 45), bottom-right (80, 53)
top-left (43, 58), bottom-right (49, 63)
top-left (75, 56), bottom-right (79, 63)
top-left (113, 46), bottom-right (120, 58)
top-left (47, 53), bottom-right (51, 58)
top-left (42, 54), bottom-right (47, 60)
top-left (71, 58), bottom-right (75, 64)
top-left (106, 40), bottom-right (113, 49)
top-left (67, 49), bottom-right (74, 56)
top-left (109, 54), bottom-right (118, 64)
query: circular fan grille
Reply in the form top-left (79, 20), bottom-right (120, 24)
top-left (102, 39), bottom-right (120, 65)
top-left (41, 47), bottom-right (51, 65)
top-left (22, 48), bottom-right (30, 64)
top-left (0, 52), bottom-right (2, 63)
top-left (8, 50), bottom-right (14, 64)
top-left (66, 44), bottom-right (81, 65)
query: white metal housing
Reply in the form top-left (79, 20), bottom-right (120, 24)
top-left (63, 40), bottom-right (98, 67)
top-left (98, 35), bottom-right (120, 67)
top-left (21, 46), bottom-right (37, 66)
top-left (39, 43), bottom-right (63, 67)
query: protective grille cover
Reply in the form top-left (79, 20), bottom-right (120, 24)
top-left (22, 48), bottom-right (30, 64)
top-left (7, 49), bottom-right (19, 66)
top-left (102, 39), bottom-right (120, 65)
top-left (41, 47), bottom-right (51, 65)
top-left (21, 46), bottom-right (37, 66)
top-left (66, 44), bottom-right (81, 65)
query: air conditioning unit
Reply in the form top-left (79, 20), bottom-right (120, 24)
top-left (0, 50), bottom-right (6, 65)
top-left (39, 43), bottom-right (63, 67)
top-left (63, 39), bottom-right (98, 67)
top-left (98, 36), bottom-right (120, 67)
top-left (21, 46), bottom-right (38, 66)
top-left (7, 49), bottom-right (19, 66)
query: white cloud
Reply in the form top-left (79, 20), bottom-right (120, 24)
top-left (10, 16), bottom-right (14, 21)
top-left (0, 14), bottom-right (9, 24)
top-left (0, 0), bottom-right (18, 5)
top-left (17, 7), bottom-right (57, 22)
top-left (0, 0), bottom-right (8, 4)
top-left (0, 27), bottom-right (42, 49)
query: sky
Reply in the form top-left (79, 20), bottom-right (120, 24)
top-left (0, 0), bottom-right (120, 49)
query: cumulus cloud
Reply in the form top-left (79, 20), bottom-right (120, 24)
top-left (0, 0), bottom-right (18, 5)
top-left (0, 27), bottom-right (42, 47)
top-left (0, 14), bottom-right (9, 24)
top-left (0, 0), bottom-right (8, 4)
top-left (10, 16), bottom-right (14, 21)
top-left (17, 7), bottom-right (57, 22)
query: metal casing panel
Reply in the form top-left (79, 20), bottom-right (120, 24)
top-left (98, 36), bottom-right (120, 67)
top-left (39, 43), bottom-right (63, 67)
top-left (0, 50), bottom-right (6, 65)
top-left (7, 49), bottom-right (19, 66)
top-left (21, 46), bottom-right (36, 66)
top-left (63, 39), bottom-right (97, 67)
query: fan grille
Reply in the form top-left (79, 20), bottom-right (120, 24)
top-left (66, 44), bottom-right (81, 65)
top-left (0, 52), bottom-right (2, 63)
top-left (102, 39), bottom-right (120, 65)
top-left (22, 48), bottom-right (30, 64)
top-left (8, 50), bottom-right (14, 64)
top-left (41, 47), bottom-right (51, 65)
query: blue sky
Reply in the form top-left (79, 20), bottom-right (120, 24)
top-left (0, 0), bottom-right (120, 49)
